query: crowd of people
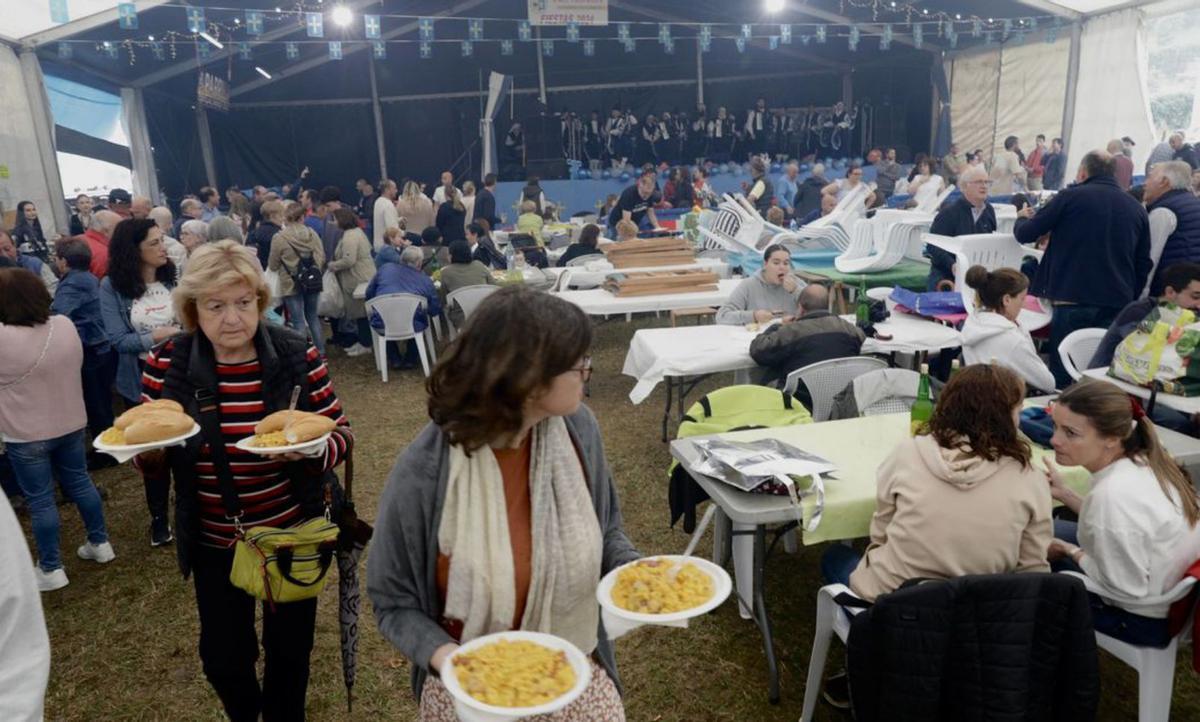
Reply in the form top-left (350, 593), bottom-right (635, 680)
top-left (4, 116), bottom-right (1200, 720)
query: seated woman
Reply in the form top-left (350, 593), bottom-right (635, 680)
top-left (906, 158), bottom-right (947, 208)
top-left (821, 364), bottom-right (1051, 600)
top-left (960, 266), bottom-right (1056, 393)
top-left (515, 200), bottom-right (545, 247)
top-left (715, 244), bottom-right (803, 325)
top-left (1046, 379), bottom-right (1200, 647)
top-left (466, 221), bottom-right (505, 270)
top-left (438, 240), bottom-right (496, 329)
top-left (557, 223), bottom-right (603, 267)
top-left (367, 286), bottom-right (640, 720)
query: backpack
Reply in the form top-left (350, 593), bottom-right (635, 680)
top-left (288, 242), bottom-right (323, 294)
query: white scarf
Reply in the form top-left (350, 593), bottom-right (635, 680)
top-left (438, 416), bottom-right (604, 653)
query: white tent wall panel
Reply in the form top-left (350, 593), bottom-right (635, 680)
top-left (1067, 8), bottom-right (1157, 174)
top-left (994, 36), bottom-right (1071, 158)
top-left (0, 45), bottom-right (67, 236)
top-left (949, 49), bottom-right (1003, 160)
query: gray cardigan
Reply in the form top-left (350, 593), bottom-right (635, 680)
top-left (716, 272), bottom-right (804, 325)
top-left (366, 405), bottom-right (641, 700)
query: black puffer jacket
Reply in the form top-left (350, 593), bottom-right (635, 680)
top-left (847, 573), bottom-right (1099, 722)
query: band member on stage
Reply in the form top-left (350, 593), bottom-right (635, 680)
top-left (771, 109), bottom-right (794, 161)
top-left (744, 97), bottom-right (768, 159)
top-left (691, 104), bottom-right (709, 165)
top-left (604, 107), bottom-right (627, 166)
top-left (622, 109), bottom-right (639, 162)
top-left (584, 110), bottom-right (604, 165)
top-left (708, 107), bottom-right (735, 163)
top-left (640, 114), bottom-right (663, 166)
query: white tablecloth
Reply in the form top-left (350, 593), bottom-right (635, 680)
top-left (555, 278), bottom-right (740, 317)
top-left (623, 325), bottom-right (759, 403)
top-left (622, 313), bottom-right (963, 404)
top-left (548, 259), bottom-right (730, 289)
top-left (1082, 368), bottom-right (1200, 414)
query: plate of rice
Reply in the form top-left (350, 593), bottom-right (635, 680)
top-left (597, 555), bottom-right (732, 624)
top-left (92, 423), bottom-right (200, 456)
top-left (441, 631), bottom-right (591, 721)
top-left (233, 431), bottom-right (330, 455)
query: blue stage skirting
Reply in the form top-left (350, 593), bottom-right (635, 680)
top-left (495, 165), bottom-right (875, 220)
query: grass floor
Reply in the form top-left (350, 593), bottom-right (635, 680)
top-left (34, 315), bottom-right (1200, 720)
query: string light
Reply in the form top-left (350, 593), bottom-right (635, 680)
top-left (764, 0), bottom-right (785, 12)
top-left (331, 5), bottom-right (353, 27)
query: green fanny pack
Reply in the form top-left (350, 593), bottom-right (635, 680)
top-left (230, 517), bottom-right (341, 603)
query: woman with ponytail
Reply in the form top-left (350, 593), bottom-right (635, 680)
top-left (1046, 378), bottom-right (1200, 646)
top-left (960, 265), bottom-right (1056, 393)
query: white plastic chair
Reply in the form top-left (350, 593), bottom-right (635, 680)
top-left (1062, 571), bottom-right (1199, 722)
top-left (839, 367), bottom-right (924, 417)
top-left (445, 284), bottom-right (500, 337)
top-left (942, 232), bottom-right (1052, 331)
top-left (364, 293), bottom-right (437, 381)
top-left (564, 253), bottom-right (606, 267)
top-left (783, 356), bottom-right (888, 422)
top-left (1058, 328), bottom-right (1108, 382)
top-left (800, 583), bottom-right (869, 722)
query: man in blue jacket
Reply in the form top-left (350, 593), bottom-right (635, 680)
top-left (365, 245), bottom-right (442, 369)
top-left (51, 239), bottom-right (117, 465)
top-left (1017, 150), bottom-right (1151, 387)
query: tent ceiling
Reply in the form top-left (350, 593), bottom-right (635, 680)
top-left (17, 0), bottom-right (1173, 97)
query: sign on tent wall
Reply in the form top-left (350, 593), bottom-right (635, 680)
top-left (949, 35), bottom-right (1070, 163)
top-left (527, 0), bottom-right (608, 27)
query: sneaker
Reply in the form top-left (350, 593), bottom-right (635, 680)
top-left (822, 671), bottom-right (851, 710)
top-left (150, 518), bottom-right (174, 547)
top-left (77, 541), bottom-right (116, 563)
top-left (34, 567), bottom-right (69, 592)
top-left (344, 343), bottom-right (371, 357)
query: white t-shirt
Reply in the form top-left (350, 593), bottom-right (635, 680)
top-left (373, 196), bottom-right (399, 252)
top-left (130, 282), bottom-right (176, 359)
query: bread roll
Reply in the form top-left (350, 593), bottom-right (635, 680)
top-left (114, 399), bottom-right (186, 430)
top-left (254, 410), bottom-right (306, 435)
top-left (122, 410), bottom-right (195, 444)
top-left (284, 415), bottom-right (337, 444)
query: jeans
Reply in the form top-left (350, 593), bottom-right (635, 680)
top-left (283, 292), bottom-right (325, 355)
top-left (192, 546), bottom-right (318, 722)
top-left (6, 430), bottom-right (108, 572)
top-left (1053, 519), bottom-right (1172, 647)
top-left (821, 543), bottom-right (864, 587)
top-left (1048, 305), bottom-right (1119, 389)
top-left (81, 345), bottom-right (117, 439)
top-left (333, 316), bottom-right (372, 348)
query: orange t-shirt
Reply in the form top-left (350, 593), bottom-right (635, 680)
top-left (437, 437), bottom-right (533, 639)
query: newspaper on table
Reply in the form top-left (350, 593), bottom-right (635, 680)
top-left (690, 438), bottom-right (836, 532)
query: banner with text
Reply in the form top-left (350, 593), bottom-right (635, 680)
top-left (527, 0), bottom-right (607, 26)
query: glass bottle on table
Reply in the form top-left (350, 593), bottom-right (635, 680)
top-left (910, 362), bottom-right (934, 435)
top-left (855, 275), bottom-right (870, 328)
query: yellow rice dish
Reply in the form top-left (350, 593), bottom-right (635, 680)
top-left (248, 430), bottom-right (289, 448)
top-left (612, 559), bottom-right (714, 614)
top-left (453, 639), bottom-right (576, 708)
top-left (99, 427), bottom-right (126, 445)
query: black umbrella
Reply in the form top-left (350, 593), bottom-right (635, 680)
top-left (333, 435), bottom-right (373, 712)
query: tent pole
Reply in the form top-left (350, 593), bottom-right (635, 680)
top-left (842, 72), bottom-right (853, 106)
top-left (15, 49), bottom-right (68, 236)
top-left (368, 56), bottom-right (388, 182)
top-left (695, 38), bottom-right (704, 106)
top-left (196, 107), bottom-right (218, 189)
top-left (1060, 21), bottom-right (1083, 158)
top-left (535, 27), bottom-right (547, 107)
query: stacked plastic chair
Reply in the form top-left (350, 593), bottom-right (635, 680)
top-left (830, 185), bottom-right (952, 274)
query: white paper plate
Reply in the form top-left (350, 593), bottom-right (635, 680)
top-left (442, 631), bottom-right (591, 722)
top-left (92, 423), bottom-right (200, 457)
top-left (597, 555), bottom-right (733, 625)
top-left (233, 432), bottom-right (331, 455)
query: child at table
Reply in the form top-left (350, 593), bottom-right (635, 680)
top-left (960, 265), bottom-right (1056, 394)
top-left (820, 364), bottom-right (1052, 599)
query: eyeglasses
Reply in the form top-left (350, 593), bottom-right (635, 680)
top-left (571, 357), bottom-right (593, 383)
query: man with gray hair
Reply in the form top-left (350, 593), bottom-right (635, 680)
top-left (82, 209), bottom-right (120, 278)
top-left (924, 164), bottom-right (998, 290)
top-left (1017, 150), bottom-right (1151, 386)
top-left (1143, 160), bottom-right (1200, 296)
top-left (776, 162), bottom-right (801, 219)
top-left (365, 243), bottom-right (442, 369)
top-left (130, 196), bottom-right (153, 220)
top-left (749, 283), bottom-right (866, 399)
top-left (794, 162), bottom-right (828, 219)
top-left (172, 198), bottom-right (203, 239)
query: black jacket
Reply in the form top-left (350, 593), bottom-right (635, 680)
top-left (436, 203), bottom-right (467, 244)
top-left (247, 221), bottom-right (281, 270)
top-left (474, 187), bottom-right (499, 229)
top-left (847, 573), bottom-right (1099, 722)
top-left (557, 243), bottom-right (602, 267)
top-left (924, 198), bottom-right (998, 281)
top-left (794, 176), bottom-right (826, 218)
top-left (1019, 174), bottom-right (1151, 308)
top-left (748, 311), bottom-right (865, 388)
top-left (155, 325), bottom-right (343, 577)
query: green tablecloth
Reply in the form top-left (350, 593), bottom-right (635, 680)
top-left (795, 259), bottom-right (932, 293)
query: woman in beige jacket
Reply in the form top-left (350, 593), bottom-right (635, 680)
top-left (327, 207), bottom-right (377, 356)
top-left (822, 363), bottom-right (1052, 601)
top-left (396, 181), bottom-right (435, 235)
top-left (268, 201), bottom-right (326, 354)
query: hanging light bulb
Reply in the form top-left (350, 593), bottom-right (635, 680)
top-left (331, 5), bottom-right (353, 27)
top-left (764, 0), bottom-right (785, 12)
